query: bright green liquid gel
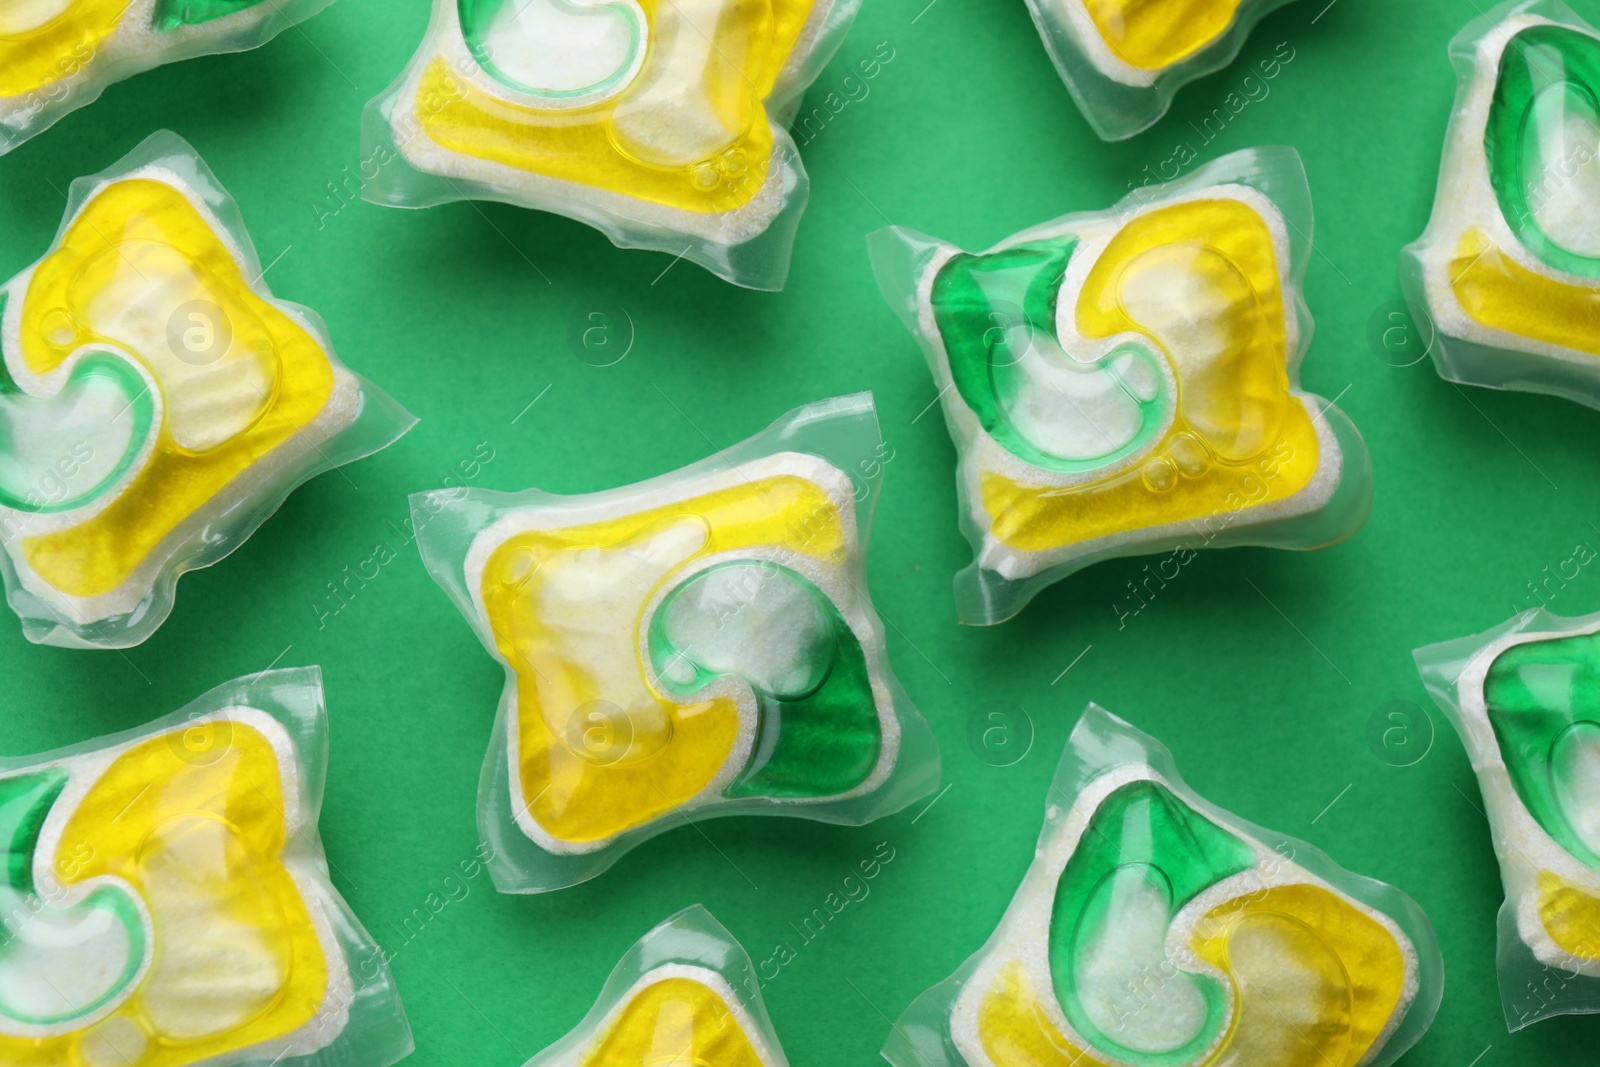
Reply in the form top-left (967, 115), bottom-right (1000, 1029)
top-left (1485, 631), bottom-right (1600, 870)
top-left (1047, 779), bottom-right (1253, 1066)
top-left (1485, 25), bottom-right (1600, 277)
top-left (648, 561), bottom-right (882, 800)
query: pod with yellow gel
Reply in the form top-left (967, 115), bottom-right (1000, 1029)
top-left (411, 392), bottom-right (939, 892)
top-left (1022, 0), bottom-right (1301, 140)
top-left (1401, 0), bottom-right (1600, 412)
top-left (869, 146), bottom-right (1370, 626)
top-left (516, 905), bottom-right (789, 1067)
top-left (883, 704), bottom-right (1441, 1067)
top-left (359, 0), bottom-right (864, 290)
top-left (0, 666), bottom-right (412, 1067)
top-left (1417, 606), bottom-right (1600, 1028)
top-left (0, 0), bottom-right (335, 157)
top-left (0, 130), bottom-right (413, 649)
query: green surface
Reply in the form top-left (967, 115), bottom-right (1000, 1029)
top-left (0, 0), bottom-right (1596, 1063)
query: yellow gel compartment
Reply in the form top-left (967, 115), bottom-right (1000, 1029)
top-left (976, 883), bottom-right (1407, 1067)
top-left (1190, 884), bottom-right (1408, 1067)
top-left (1084, 0), bottom-right (1242, 70)
top-left (0, 721), bottom-right (330, 1067)
top-left (1536, 870), bottom-right (1600, 960)
top-left (578, 977), bottom-right (765, 1067)
top-left (479, 473), bottom-right (848, 844)
top-left (15, 176), bottom-right (337, 600)
top-left (979, 197), bottom-right (1320, 552)
top-left (1450, 227), bottom-right (1600, 357)
top-left (0, 0), bottom-right (128, 100)
top-left (412, 0), bottom-right (816, 215)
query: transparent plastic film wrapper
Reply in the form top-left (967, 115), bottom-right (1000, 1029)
top-left (359, 0), bottom-right (864, 290)
top-left (0, 667), bottom-right (413, 1067)
top-left (1023, 0), bottom-right (1302, 140)
top-left (410, 392), bottom-right (940, 892)
top-left (882, 704), bottom-right (1442, 1067)
top-left (512, 906), bottom-right (791, 1067)
top-left (869, 146), bottom-right (1371, 626)
top-left (1417, 606), bottom-right (1600, 1029)
top-left (0, 130), bottom-right (415, 649)
top-left (0, 0), bottom-right (337, 156)
top-left (1402, 0), bottom-right (1600, 411)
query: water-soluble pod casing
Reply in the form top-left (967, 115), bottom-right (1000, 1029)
top-left (1416, 607), bottom-right (1600, 1029)
top-left (1401, 0), bottom-right (1600, 410)
top-left (0, 130), bottom-right (415, 649)
top-left (0, 666), bottom-right (412, 1067)
top-left (411, 392), bottom-right (940, 893)
top-left (883, 704), bottom-right (1442, 1067)
top-left (514, 906), bottom-right (789, 1067)
top-left (869, 146), bottom-right (1371, 626)
top-left (360, 0), bottom-right (862, 291)
top-left (1023, 0), bottom-right (1302, 141)
top-left (0, 0), bottom-right (336, 156)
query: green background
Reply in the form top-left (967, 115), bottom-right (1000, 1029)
top-left (0, 0), bottom-right (1594, 1063)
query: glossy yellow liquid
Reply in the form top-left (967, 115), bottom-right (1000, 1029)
top-left (478, 472), bottom-right (847, 843)
top-left (1450, 226), bottom-right (1600, 358)
top-left (0, 0), bottom-right (127, 100)
top-left (1085, 0), bottom-right (1242, 70)
top-left (413, 0), bottom-right (817, 214)
top-left (0, 720), bottom-right (332, 1067)
top-left (578, 976), bottom-right (766, 1067)
top-left (977, 884), bottom-right (1410, 1067)
top-left (16, 177), bottom-right (337, 600)
top-left (979, 197), bottom-right (1321, 551)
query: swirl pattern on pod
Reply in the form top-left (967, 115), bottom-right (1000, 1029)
top-left (405, 0), bottom-right (813, 215)
top-left (1401, 5), bottom-right (1600, 407)
top-left (366, 0), bottom-right (859, 287)
top-left (465, 452), bottom-right (898, 851)
top-left (1483, 631), bottom-right (1600, 959)
top-left (0, 133), bottom-right (408, 648)
top-left (0, 673), bottom-right (401, 1067)
top-left (883, 707), bottom-right (1436, 1067)
top-left (873, 148), bottom-right (1365, 623)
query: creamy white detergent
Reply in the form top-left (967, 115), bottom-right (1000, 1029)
top-left (82, 241), bottom-right (275, 453)
top-left (1551, 721), bottom-right (1600, 857)
top-left (1072, 864), bottom-right (1209, 1053)
top-left (0, 884), bottom-right (139, 1025)
top-left (484, 0), bottom-right (642, 96)
top-left (659, 562), bottom-right (834, 700)
top-left (610, 0), bottom-right (747, 167)
top-left (0, 0), bottom-right (74, 36)
top-left (993, 330), bottom-right (1162, 462)
top-left (0, 364), bottom-right (138, 505)
top-left (1526, 84), bottom-right (1600, 258)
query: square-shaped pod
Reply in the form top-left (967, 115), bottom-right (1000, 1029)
top-left (0, 667), bottom-right (412, 1067)
top-left (0, 130), bottom-right (414, 649)
top-left (1401, 0), bottom-right (1600, 410)
top-left (1416, 607), bottom-right (1600, 1029)
top-left (360, 0), bottom-right (862, 290)
top-left (870, 146), bottom-right (1370, 625)
top-left (884, 704), bottom-right (1441, 1067)
top-left (412, 392), bottom-right (939, 892)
